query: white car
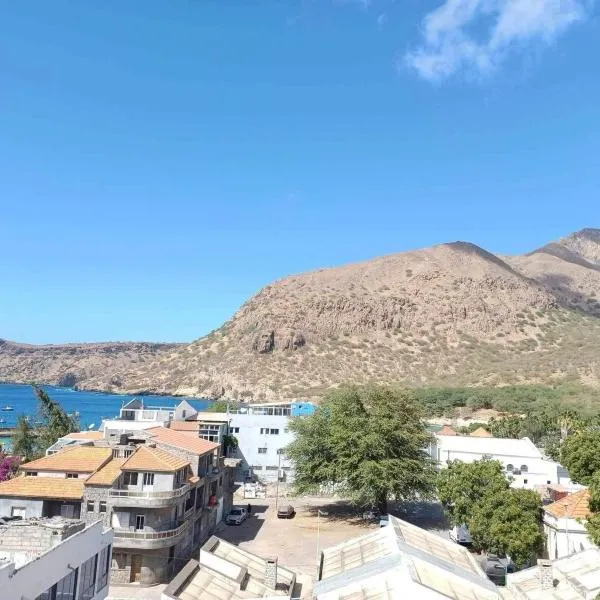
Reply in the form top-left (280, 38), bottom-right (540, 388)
top-left (226, 507), bottom-right (247, 525)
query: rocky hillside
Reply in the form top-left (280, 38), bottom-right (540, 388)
top-left (3, 228), bottom-right (600, 400)
top-left (0, 340), bottom-right (179, 389)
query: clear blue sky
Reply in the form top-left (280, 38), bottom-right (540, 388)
top-left (1, 0), bottom-right (599, 344)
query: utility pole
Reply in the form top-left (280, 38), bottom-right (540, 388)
top-left (316, 509), bottom-right (328, 579)
top-left (275, 452), bottom-right (281, 512)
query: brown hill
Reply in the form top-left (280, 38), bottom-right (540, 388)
top-left (0, 339), bottom-right (179, 389)
top-left (3, 229), bottom-right (600, 400)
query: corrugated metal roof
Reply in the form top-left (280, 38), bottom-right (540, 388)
top-left (436, 435), bottom-right (542, 459)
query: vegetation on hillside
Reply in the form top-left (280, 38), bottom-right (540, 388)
top-left (437, 458), bottom-right (543, 568)
top-left (286, 385), bottom-right (436, 513)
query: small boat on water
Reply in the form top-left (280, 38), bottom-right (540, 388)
top-left (0, 417), bottom-right (6, 424)
top-left (1, 406), bottom-right (14, 411)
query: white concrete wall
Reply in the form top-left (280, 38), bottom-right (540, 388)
top-left (544, 514), bottom-right (595, 559)
top-left (0, 521), bottom-right (113, 600)
top-left (122, 471), bottom-right (175, 492)
top-left (434, 438), bottom-right (559, 489)
top-left (225, 413), bottom-right (295, 483)
top-left (101, 419), bottom-right (169, 433)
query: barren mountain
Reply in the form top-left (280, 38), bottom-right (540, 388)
top-left (3, 229), bottom-right (600, 400)
top-left (0, 340), bottom-right (179, 389)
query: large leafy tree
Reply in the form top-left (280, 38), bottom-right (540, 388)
top-left (469, 488), bottom-right (543, 568)
top-left (33, 386), bottom-right (79, 454)
top-left (437, 458), bottom-right (508, 527)
top-left (12, 415), bottom-right (38, 461)
top-left (286, 386), bottom-right (436, 512)
top-left (560, 431), bottom-right (600, 485)
top-left (585, 473), bottom-right (600, 546)
top-left (437, 459), bottom-right (543, 567)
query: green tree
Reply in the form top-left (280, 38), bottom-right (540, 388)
top-left (207, 399), bottom-right (237, 413)
top-left (33, 386), bottom-right (79, 454)
top-left (469, 488), bottom-right (543, 568)
top-left (560, 431), bottom-right (600, 485)
top-left (585, 473), bottom-right (600, 546)
top-left (286, 386), bottom-right (436, 513)
top-left (436, 458), bottom-right (508, 526)
top-left (12, 415), bottom-right (37, 461)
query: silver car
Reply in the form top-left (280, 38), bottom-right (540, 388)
top-left (226, 507), bottom-right (247, 525)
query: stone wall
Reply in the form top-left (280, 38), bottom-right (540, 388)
top-left (82, 486), bottom-right (111, 527)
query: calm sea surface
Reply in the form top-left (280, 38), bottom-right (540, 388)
top-left (0, 383), bottom-right (210, 451)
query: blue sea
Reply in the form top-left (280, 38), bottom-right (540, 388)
top-left (0, 383), bottom-right (210, 451)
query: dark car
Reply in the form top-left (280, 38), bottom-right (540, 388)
top-left (277, 504), bottom-right (296, 519)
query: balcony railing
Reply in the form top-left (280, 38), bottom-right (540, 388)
top-left (109, 483), bottom-right (190, 500)
top-left (113, 520), bottom-right (189, 541)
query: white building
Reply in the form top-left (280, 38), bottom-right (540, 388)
top-left (503, 549), bottom-right (600, 599)
top-left (315, 515), bottom-right (502, 600)
top-left (174, 401), bottom-right (316, 483)
top-left (0, 517), bottom-right (113, 600)
top-left (433, 433), bottom-right (569, 489)
top-left (543, 488), bottom-right (595, 560)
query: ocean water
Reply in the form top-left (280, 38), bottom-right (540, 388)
top-left (0, 383), bottom-right (210, 450)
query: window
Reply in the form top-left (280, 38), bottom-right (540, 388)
top-left (252, 465), bottom-right (263, 471)
top-left (135, 515), bottom-right (145, 530)
top-left (99, 501), bottom-right (107, 513)
top-left (270, 429), bottom-right (279, 435)
top-left (547, 480), bottom-right (551, 485)
top-left (260, 428), bottom-right (279, 435)
top-left (182, 410), bottom-right (187, 418)
top-left (230, 427), bottom-right (239, 434)
top-left (78, 554), bottom-right (97, 600)
top-left (66, 473), bottom-right (78, 479)
top-left (258, 447), bottom-right (267, 454)
top-left (60, 504), bottom-right (75, 518)
top-left (124, 448), bottom-right (134, 458)
top-left (266, 466), bottom-right (279, 471)
top-left (11, 506), bottom-right (25, 518)
top-left (123, 471), bottom-right (138, 486)
top-left (520, 465), bottom-right (529, 473)
top-left (26, 471), bottom-right (38, 476)
top-left (143, 472), bottom-right (155, 486)
top-left (523, 479), bottom-right (528, 485)
top-left (277, 449), bottom-right (285, 455)
top-left (112, 448), bottom-right (120, 458)
top-left (260, 428), bottom-right (266, 434)
top-left (506, 464), bottom-right (514, 472)
top-left (36, 568), bottom-right (79, 600)
top-left (86, 501), bottom-right (95, 512)
top-left (97, 545), bottom-right (111, 591)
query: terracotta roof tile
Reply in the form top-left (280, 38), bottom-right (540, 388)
top-left (438, 425), bottom-right (458, 436)
top-left (0, 476), bottom-right (84, 500)
top-left (545, 488), bottom-right (591, 520)
top-left (169, 421), bottom-right (201, 432)
top-left (121, 446), bottom-right (190, 472)
top-left (21, 446), bottom-right (112, 473)
top-left (470, 427), bottom-right (493, 438)
top-left (85, 458), bottom-right (127, 486)
top-left (65, 431), bottom-right (104, 441)
top-left (146, 426), bottom-right (219, 456)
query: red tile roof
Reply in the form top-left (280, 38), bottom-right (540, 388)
top-left (438, 425), bottom-right (458, 436)
top-left (145, 426), bottom-right (219, 456)
top-left (545, 489), bottom-right (591, 520)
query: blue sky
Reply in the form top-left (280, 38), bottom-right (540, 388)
top-left (1, 0), bottom-right (599, 344)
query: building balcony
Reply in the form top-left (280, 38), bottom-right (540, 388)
top-left (109, 483), bottom-right (190, 507)
top-left (113, 520), bottom-right (190, 549)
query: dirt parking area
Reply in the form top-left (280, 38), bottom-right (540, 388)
top-left (216, 496), bottom-right (450, 591)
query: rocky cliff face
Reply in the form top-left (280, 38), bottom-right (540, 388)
top-left (0, 340), bottom-right (179, 390)
top-left (3, 229), bottom-right (600, 401)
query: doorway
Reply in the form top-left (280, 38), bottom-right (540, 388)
top-left (130, 554), bottom-right (142, 583)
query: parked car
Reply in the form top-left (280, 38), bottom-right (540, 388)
top-left (483, 554), bottom-right (516, 586)
top-left (379, 516), bottom-right (390, 528)
top-left (449, 524), bottom-right (473, 545)
top-left (226, 507), bottom-right (247, 525)
top-left (277, 504), bottom-right (296, 519)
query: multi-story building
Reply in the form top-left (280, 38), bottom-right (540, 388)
top-left (0, 517), bottom-right (113, 600)
top-left (0, 425), bottom-right (233, 586)
top-left (432, 432), bottom-right (570, 489)
top-left (173, 400), bottom-right (316, 483)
